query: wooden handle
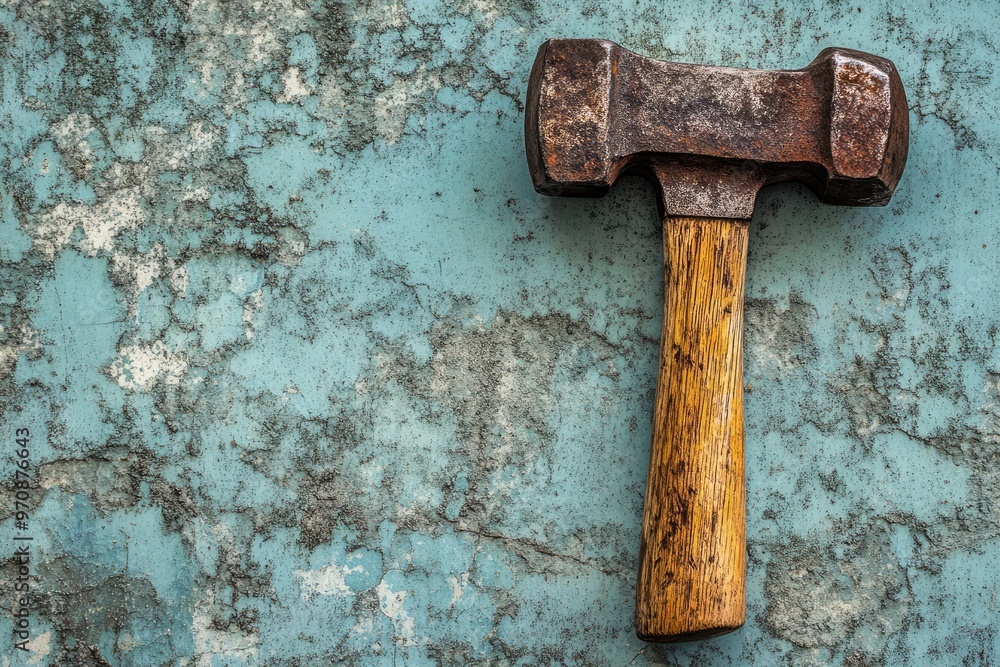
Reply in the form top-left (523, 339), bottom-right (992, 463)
top-left (635, 215), bottom-right (748, 642)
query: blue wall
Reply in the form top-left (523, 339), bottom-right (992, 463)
top-left (1, 0), bottom-right (998, 664)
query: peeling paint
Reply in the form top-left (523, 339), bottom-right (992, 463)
top-left (191, 591), bottom-right (259, 665)
top-left (376, 578), bottom-right (418, 646)
top-left (107, 340), bottom-right (188, 392)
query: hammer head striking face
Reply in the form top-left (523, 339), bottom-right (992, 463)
top-left (524, 39), bottom-right (908, 642)
top-left (526, 39), bottom-right (908, 218)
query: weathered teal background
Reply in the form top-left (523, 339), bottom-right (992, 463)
top-left (0, 0), bottom-right (996, 664)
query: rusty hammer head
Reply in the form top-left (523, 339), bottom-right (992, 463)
top-left (525, 39), bottom-right (908, 218)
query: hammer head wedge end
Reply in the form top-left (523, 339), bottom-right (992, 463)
top-left (525, 38), bottom-right (619, 197)
top-left (821, 47), bottom-right (910, 206)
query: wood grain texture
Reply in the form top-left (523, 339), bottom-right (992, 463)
top-left (634, 216), bottom-right (748, 642)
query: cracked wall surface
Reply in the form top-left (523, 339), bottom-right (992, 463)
top-left (0, 0), bottom-right (998, 664)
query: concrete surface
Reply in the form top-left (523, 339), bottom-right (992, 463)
top-left (0, 0), bottom-right (998, 665)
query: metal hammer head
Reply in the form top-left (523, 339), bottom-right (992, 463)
top-left (525, 39), bottom-right (909, 218)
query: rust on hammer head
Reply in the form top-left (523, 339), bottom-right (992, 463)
top-left (525, 39), bottom-right (909, 218)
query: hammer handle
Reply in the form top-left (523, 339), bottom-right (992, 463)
top-left (635, 215), bottom-right (747, 642)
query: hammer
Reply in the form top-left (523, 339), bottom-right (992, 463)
top-left (524, 39), bottom-right (908, 641)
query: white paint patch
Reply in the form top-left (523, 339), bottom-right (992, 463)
top-left (50, 113), bottom-right (96, 147)
top-left (191, 590), bottom-right (259, 666)
top-left (180, 186), bottom-right (211, 204)
top-left (166, 122), bottom-right (219, 170)
top-left (276, 233), bottom-right (307, 266)
top-left (373, 72), bottom-right (443, 144)
top-left (448, 572), bottom-right (468, 608)
top-left (376, 579), bottom-right (417, 645)
top-left (111, 250), bottom-right (162, 296)
top-left (352, 614), bottom-right (376, 634)
top-left (210, 521), bottom-right (235, 552)
top-left (200, 60), bottom-right (215, 85)
top-left (747, 299), bottom-right (806, 372)
top-left (247, 21), bottom-right (281, 64)
top-left (278, 67), bottom-right (312, 103)
top-left (49, 112), bottom-right (97, 171)
top-left (100, 160), bottom-right (154, 194)
top-left (169, 262), bottom-right (189, 297)
top-left (184, 0), bottom-right (313, 112)
top-left (242, 289), bottom-right (263, 341)
top-left (35, 188), bottom-right (145, 257)
top-left (487, 469), bottom-right (519, 498)
top-left (24, 631), bottom-right (51, 665)
top-left (108, 340), bottom-right (188, 392)
top-left (109, 246), bottom-right (188, 323)
top-left (295, 559), bottom-right (364, 599)
top-left (986, 374), bottom-right (1000, 402)
top-left (352, 0), bottom-right (408, 29)
top-left (0, 345), bottom-right (18, 378)
top-left (0, 324), bottom-right (40, 381)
